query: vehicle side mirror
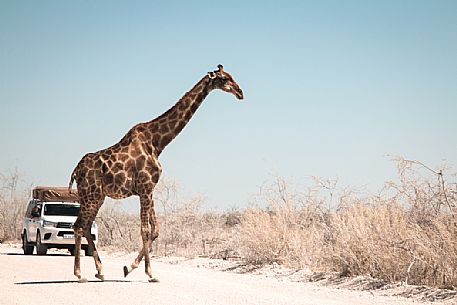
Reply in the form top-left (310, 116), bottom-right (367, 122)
top-left (31, 210), bottom-right (40, 217)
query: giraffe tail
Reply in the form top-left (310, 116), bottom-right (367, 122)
top-left (68, 164), bottom-right (79, 194)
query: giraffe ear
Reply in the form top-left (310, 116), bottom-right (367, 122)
top-left (208, 71), bottom-right (216, 79)
top-left (217, 64), bottom-right (224, 72)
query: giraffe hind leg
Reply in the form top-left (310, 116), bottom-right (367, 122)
top-left (73, 196), bottom-right (103, 283)
top-left (73, 225), bottom-right (87, 283)
top-left (83, 225), bottom-right (104, 281)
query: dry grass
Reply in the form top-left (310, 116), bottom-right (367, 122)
top-left (0, 170), bottom-right (28, 242)
top-left (97, 178), bottom-right (239, 258)
top-left (233, 157), bottom-right (457, 288)
top-left (1, 157), bottom-right (457, 289)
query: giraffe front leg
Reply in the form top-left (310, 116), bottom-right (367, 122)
top-left (123, 225), bottom-right (158, 281)
top-left (142, 225), bottom-right (159, 283)
top-left (124, 188), bottom-right (159, 282)
top-left (128, 196), bottom-right (159, 282)
top-left (144, 198), bottom-right (159, 282)
top-left (124, 219), bottom-right (159, 282)
top-left (147, 204), bottom-right (159, 282)
top-left (123, 250), bottom-right (144, 277)
top-left (74, 226), bottom-right (87, 283)
top-left (122, 215), bottom-right (149, 278)
top-left (149, 204), bottom-right (159, 244)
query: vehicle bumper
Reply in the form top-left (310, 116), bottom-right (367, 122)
top-left (40, 227), bottom-right (97, 245)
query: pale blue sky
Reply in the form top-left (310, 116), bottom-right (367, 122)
top-left (1, 1), bottom-right (456, 210)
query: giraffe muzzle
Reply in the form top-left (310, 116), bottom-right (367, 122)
top-left (236, 89), bottom-right (244, 100)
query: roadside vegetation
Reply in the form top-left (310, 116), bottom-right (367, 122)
top-left (0, 170), bottom-right (28, 242)
top-left (1, 157), bottom-right (456, 289)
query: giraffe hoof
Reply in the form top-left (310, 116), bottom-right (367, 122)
top-left (95, 274), bottom-right (105, 281)
top-left (123, 266), bottom-right (129, 277)
top-left (78, 277), bottom-right (88, 283)
top-left (148, 277), bottom-right (159, 283)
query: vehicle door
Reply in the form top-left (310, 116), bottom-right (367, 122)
top-left (28, 201), bottom-right (42, 241)
top-left (23, 200), bottom-right (34, 241)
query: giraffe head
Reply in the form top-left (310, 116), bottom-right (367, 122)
top-left (208, 65), bottom-right (244, 100)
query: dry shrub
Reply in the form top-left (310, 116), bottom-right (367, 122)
top-left (327, 203), bottom-right (457, 288)
top-left (158, 210), bottom-right (237, 258)
top-left (4, 156), bottom-right (457, 289)
top-left (97, 203), bottom-right (140, 252)
top-left (328, 203), bottom-right (412, 279)
top-left (237, 208), bottom-right (287, 265)
top-left (97, 177), bottom-right (236, 258)
top-left (234, 177), bottom-right (329, 268)
top-left (234, 158), bottom-right (457, 288)
top-left (152, 177), bottom-right (233, 257)
top-left (0, 170), bottom-right (28, 242)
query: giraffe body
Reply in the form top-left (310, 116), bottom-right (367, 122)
top-left (69, 65), bottom-right (243, 282)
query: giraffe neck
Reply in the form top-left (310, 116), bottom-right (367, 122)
top-left (146, 75), bottom-right (213, 155)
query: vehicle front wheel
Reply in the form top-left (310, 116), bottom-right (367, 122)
top-left (36, 232), bottom-right (47, 255)
top-left (22, 232), bottom-right (34, 255)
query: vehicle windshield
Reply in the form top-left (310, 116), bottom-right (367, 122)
top-left (43, 204), bottom-right (80, 216)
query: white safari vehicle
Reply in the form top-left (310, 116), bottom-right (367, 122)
top-left (21, 186), bottom-right (98, 256)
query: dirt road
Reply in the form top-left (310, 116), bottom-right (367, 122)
top-left (0, 244), bottom-right (442, 305)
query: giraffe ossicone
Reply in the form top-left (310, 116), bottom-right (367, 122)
top-left (69, 65), bottom-right (243, 282)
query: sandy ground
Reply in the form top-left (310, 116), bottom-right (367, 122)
top-left (0, 243), bottom-right (454, 305)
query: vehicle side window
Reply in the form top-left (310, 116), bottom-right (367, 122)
top-left (31, 204), bottom-right (42, 218)
top-left (25, 201), bottom-right (36, 218)
top-left (25, 200), bottom-right (43, 218)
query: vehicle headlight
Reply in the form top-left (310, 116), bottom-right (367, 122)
top-left (43, 220), bottom-right (57, 228)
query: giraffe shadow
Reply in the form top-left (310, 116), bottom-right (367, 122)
top-left (4, 252), bottom-right (70, 257)
top-left (15, 279), bottom-right (140, 285)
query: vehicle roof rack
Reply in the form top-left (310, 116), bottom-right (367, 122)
top-left (32, 186), bottom-right (79, 202)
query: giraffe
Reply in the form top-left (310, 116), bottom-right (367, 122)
top-left (68, 65), bottom-right (243, 283)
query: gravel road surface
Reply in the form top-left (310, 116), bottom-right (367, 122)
top-left (0, 244), bottom-right (441, 305)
